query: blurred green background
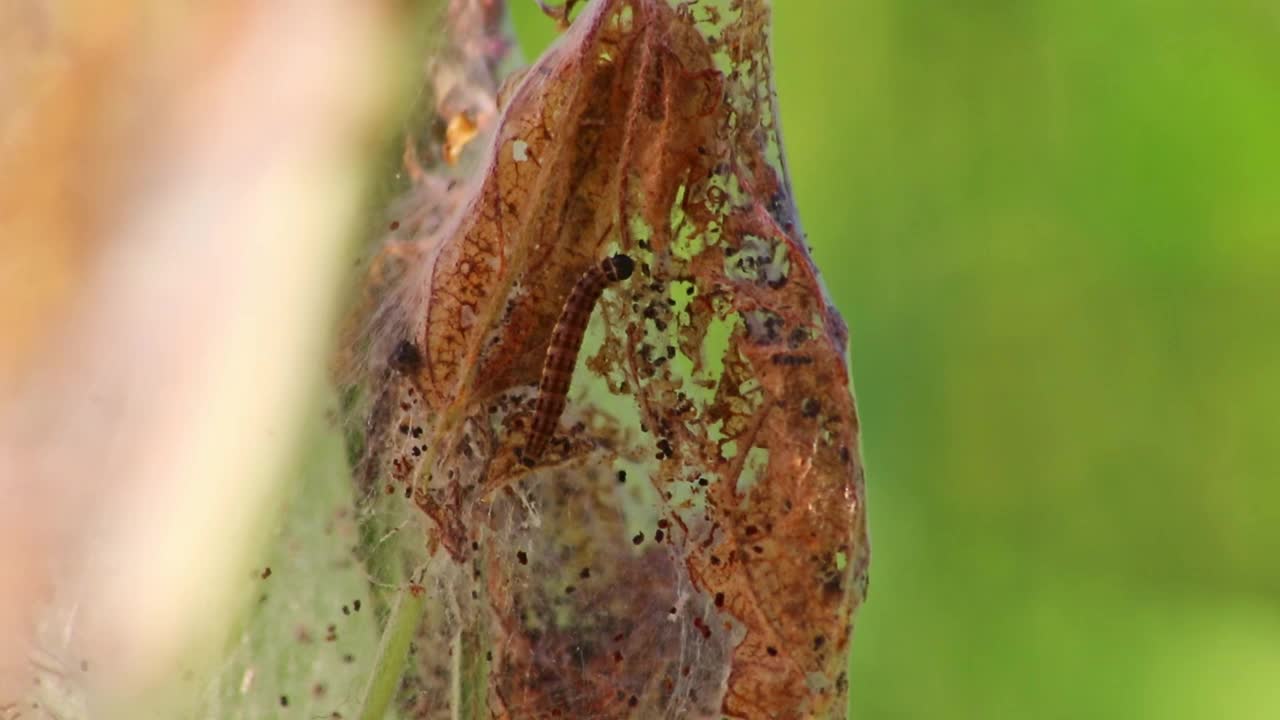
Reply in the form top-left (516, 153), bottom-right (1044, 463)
top-left (511, 2), bottom-right (1280, 718)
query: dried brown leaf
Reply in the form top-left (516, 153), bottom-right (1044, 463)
top-left (345, 1), bottom-right (869, 717)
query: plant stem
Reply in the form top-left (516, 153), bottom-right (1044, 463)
top-left (451, 626), bottom-right (490, 720)
top-left (355, 585), bottom-right (427, 720)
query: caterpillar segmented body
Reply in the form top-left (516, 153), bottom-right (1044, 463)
top-left (523, 253), bottom-right (635, 463)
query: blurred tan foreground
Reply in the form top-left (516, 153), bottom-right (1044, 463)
top-left (0, 2), bottom-right (399, 713)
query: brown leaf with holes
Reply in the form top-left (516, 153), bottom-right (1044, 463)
top-left (345, 1), bottom-right (869, 718)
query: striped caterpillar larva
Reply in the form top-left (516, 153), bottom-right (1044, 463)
top-left (523, 253), bottom-right (635, 463)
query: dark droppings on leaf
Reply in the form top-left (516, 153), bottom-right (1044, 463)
top-left (387, 339), bottom-right (422, 373)
top-left (770, 352), bottom-right (814, 366)
top-left (802, 397), bottom-right (820, 418)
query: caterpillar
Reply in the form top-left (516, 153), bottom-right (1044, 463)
top-left (523, 253), bottom-right (635, 463)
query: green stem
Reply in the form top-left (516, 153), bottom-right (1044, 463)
top-left (355, 585), bottom-right (427, 720)
top-left (451, 626), bottom-right (490, 720)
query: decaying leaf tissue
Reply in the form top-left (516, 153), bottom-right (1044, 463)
top-left (344, 0), bottom-right (869, 717)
